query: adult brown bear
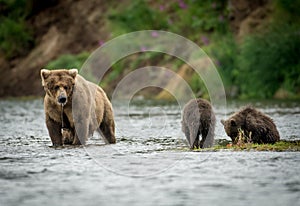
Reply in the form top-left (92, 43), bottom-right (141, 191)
top-left (41, 69), bottom-right (116, 146)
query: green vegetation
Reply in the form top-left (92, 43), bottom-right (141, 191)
top-left (46, 52), bottom-right (90, 70)
top-left (198, 140), bottom-right (300, 152)
top-left (275, 0), bottom-right (300, 15)
top-left (106, 0), bottom-right (300, 99)
top-left (237, 25), bottom-right (300, 99)
top-left (0, 0), bottom-right (33, 58)
top-left (3, 0), bottom-right (299, 99)
top-left (195, 128), bottom-right (300, 152)
top-left (206, 33), bottom-right (238, 88)
top-left (190, 72), bottom-right (209, 97)
top-left (108, 0), bottom-right (228, 43)
top-left (108, 0), bottom-right (168, 36)
top-left (100, 52), bottom-right (186, 90)
top-left (105, 0), bottom-right (229, 98)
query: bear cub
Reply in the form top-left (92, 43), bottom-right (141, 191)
top-left (221, 106), bottom-right (280, 144)
top-left (182, 98), bottom-right (216, 149)
top-left (41, 69), bottom-right (116, 146)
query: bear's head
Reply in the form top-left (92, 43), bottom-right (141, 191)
top-left (41, 69), bottom-right (78, 105)
top-left (221, 118), bottom-right (240, 142)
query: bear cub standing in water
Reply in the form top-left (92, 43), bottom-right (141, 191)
top-left (41, 69), bottom-right (116, 146)
top-left (182, 99), bottom-right (216, 149)
top-left (221, 106), bottom-right (280, 144)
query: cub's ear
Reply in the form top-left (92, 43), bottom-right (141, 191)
top-left (69, 69), bottom-right (78, 79)
top-left (221, 119), bottom-right (225, 125)
top-left (41, 69), bottom-right (51, 86)
top-left (230, 119), bottom-right (237, 126)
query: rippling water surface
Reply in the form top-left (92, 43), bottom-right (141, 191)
top-left (0, 99), bottom-right (299, 206)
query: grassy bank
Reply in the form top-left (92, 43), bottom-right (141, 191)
top-left (195, 140), bottom-right (300, 152)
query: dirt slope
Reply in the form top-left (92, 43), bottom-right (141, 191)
top-left (0, 0), bottom-right (112, 97)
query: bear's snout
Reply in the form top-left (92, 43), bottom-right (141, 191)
top-left (58, 95), bottom-right (67, 104)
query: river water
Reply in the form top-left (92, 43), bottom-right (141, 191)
top-left (0, 99), bottom-right (299, 206)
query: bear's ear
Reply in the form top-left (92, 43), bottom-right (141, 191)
top-left (41, 69), bottom-right (51, 86)
top-left (68, 69), bottom-right (78, 79)
top-left (230, 119), bottom-right (237, 126)
top-left (221, 119), bottom-right (225, 125)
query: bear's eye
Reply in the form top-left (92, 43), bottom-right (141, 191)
top-left (54, 86), bottom-right (59, 90)
top-left (64, 86), bottom-right (68, 90)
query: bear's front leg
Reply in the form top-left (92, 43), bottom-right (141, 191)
top-left (46, 116), bottom-right (63, 146)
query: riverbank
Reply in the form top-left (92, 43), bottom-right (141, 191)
top-left (198, 140), bottom-right (300, 152)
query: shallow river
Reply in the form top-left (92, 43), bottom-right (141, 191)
top-left (0, 99), bottom-right (299, 206)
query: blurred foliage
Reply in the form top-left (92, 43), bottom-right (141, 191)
top-left (275, 0), bottom-right (300, 16)
top-left (108, 0), bottom-right (228, 43)
top-left (106, 0), bottom-right (229, 98)
top-left (190, 73), bottom-right (209, 98)
top-left (237, 24), bottom-right (300, 98)
top-left (46, 52), bottom-right (90, 70)
top-left (212, 0), bottom-right (300, 99)
top-left (169, 0), bottom-right (228, 42)
top-left (2, 0), bottom-right (299, 99)
top-left (45, 0), bottom-right (300, 99)
top-left (100, 52), bottom-right (185, 89)
top-left (204, 0), bottom-right (300, 99)
top-left (0, 0), bottom-right (33, 58)
top-left (105, 0), bottom-right (300, 99)
top-left (108, 0), bottom-right (168, 35)
top-left (206, 33), bottom-right (237, 87)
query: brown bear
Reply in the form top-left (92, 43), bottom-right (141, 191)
top-left (41, 68), bottom-right (116, 146)
top-left (182, 98), bottom-right (216, 149)
top-left (221, 106), bottom-right (280, 144)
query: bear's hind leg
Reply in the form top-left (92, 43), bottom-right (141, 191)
top-left (182, 121), bottom-right (191, 146)
top-left (99, 120), bottom-right (116, 144)
top-left (200, 125), bottom-right (215, 148)
top-left (192, 131), bottom-right (200, 149)
top-left (72, 118), bottom-right (89, 145)
top-left (200, 128), bottom-right (207, 149)
top-left (189, 124), bottom-right (200, 149)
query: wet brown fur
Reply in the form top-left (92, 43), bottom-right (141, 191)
top-left (182, 98), bottom-right (216, 149)
top-left (41, 69), bottom-right (116, 146)
top-left (221, 106), bottom-right (280, 144)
